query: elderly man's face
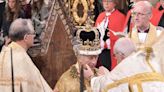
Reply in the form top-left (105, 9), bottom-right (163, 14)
top-left (77, 55), bottom-right (98, 69)
top-left (132, 5), bottom-right (151, 28)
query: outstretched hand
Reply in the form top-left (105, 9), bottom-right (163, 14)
top-left (97, 66), bottom-right (109, 76)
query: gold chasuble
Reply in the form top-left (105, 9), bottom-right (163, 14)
top-left (55, 64), bottom-right (97, 92)
top-left (130, 23), bottom-right (158, 50)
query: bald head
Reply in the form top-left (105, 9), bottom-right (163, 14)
top-left (114, 38), bottom-right (136, 63)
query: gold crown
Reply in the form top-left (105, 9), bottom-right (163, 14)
top-left (73, 26), bottom-right (102, 55)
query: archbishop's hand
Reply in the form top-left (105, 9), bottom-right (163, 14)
top-left (98, 66), bottom-right (109, 76)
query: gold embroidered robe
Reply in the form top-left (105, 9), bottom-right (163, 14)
top-left (0, 42), bottom-right (53, 92)
top-left (129, 23), bottom-right (163, 50)
top-left (55, 64), bottom-right (96, 92)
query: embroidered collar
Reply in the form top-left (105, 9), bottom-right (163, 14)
top-left (138, 28), bottom-right (149, 33)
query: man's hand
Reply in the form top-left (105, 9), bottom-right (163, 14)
top-left (83, 64), bottom-right (94, 80)
top-left (98, 66), bottom-right (109, 76)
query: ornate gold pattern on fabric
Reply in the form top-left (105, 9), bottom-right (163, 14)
top-left (70, 65), bottom-right (79, 79)
top-left (56, 64), bottom-right (97, 92)
top-left (103, 72), bottom-right (164, 92)
top-left (130, 23), bottom-right (157, 50)
top-left (70, 64), bottom-right (98, 79)
top-left (144, 47), bottom-right (156, 72)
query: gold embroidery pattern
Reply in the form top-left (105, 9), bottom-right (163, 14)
top-left (103, 72), bottom-right (164, 92)
top-left (0, 77), bottom-right (42, 88)
top-left (70, 65), bottom-right (79, 79)
top-left (130, 23), bottom-right (157, 50)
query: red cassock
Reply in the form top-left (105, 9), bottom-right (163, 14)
top-left (124, 7), bottom-right (163, 31)
top-left (95, 9), bottom-right (126, 69)
top-left (155, 2), bottom-right (161, 10)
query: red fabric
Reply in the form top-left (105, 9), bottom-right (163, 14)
top-left (151, 8), bottom-right (163, 26)
top-left (104, 42), bottom-right (108, 49)
top-left (123, 10), bottom-right (134, 32)
top-left (155, 2), bottom-right (161, 10)
top-left (123, 7), bottom-right (163, 31)
top-left (95, 9), bottom-right (126, 69)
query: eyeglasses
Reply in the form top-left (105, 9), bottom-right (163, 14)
top-left (27, 32), bottom-right (36, 37)
top-left (27, 31), bottom-right (36, 35)
top-left (131, 12), bottom-right (150, 17)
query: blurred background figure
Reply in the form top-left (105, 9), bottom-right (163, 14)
top-left (95, 0), bottom-right (126, 70)
top-left (0, 0), bottom-right (5, 30)
top-left (0, 0), bottom-right (5, 51)
top-left (2, 0), bottom-right (25, 46)
top-left (20, 0), bottom-right (32, 19)
top-left (156, 0), bottom-right (164, 10)
top-left (155, 0), bottom-right (164, 27)
top-left (32, 0), bottom-right (49, 40)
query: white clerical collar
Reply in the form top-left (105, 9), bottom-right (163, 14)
top-left (105, 9), bottom-right (115, 16)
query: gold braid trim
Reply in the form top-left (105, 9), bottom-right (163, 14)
top-left (130, 23), bottom-right (157, 50)
top-left (145, 47), bottom-right (156, 72)
top-left (103, 72), bottom-right (164, 92)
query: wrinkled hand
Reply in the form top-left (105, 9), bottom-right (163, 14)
top-left (83, 64), bottom-right (94, 80)
top-left (97, 66), bottom-right (109, 76)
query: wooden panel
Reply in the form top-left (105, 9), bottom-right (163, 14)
top-left (32, 16), bottom-right (76, 88)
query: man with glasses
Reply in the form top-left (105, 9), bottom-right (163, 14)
top-left (123, 0), bottom-right (163, 32)
top-left (129, 1), bottom-right (163, 50)
top-left (0, 18), bottom-right (53, 92)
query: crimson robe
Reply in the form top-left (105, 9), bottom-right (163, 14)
top-left (95, 9), bottom-right (126, 69)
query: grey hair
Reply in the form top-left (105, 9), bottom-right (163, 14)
top-left (134, 1), bottom-right (152, 14)
top-left (9, 18), bottom-right (34, 41)
top-left (114, 37), bottom-right (136, 57)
